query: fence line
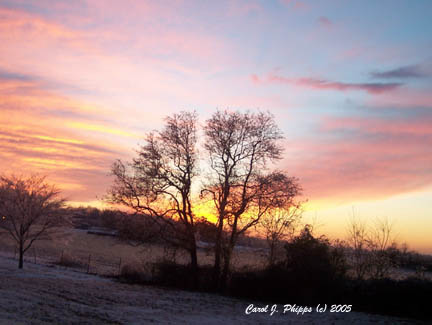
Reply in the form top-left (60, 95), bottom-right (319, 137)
top-left (0, 242), bottom-right (123, 277)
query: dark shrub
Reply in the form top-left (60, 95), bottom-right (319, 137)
top-left (346, 277), bottom-right (432, 320)
top-left (230, 226), bottom-right (347, 304)
top-left (152, 261), bottom-right (214, 291)
top-left (284, 226), bottom-right (347, 280)
top-left (119, 263), bottom-right (151, 284)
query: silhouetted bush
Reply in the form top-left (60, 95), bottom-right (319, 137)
top-left (229, 226), bottom-right (347, 304)
top-left (152, 261), bottom-right (215, 291)
top-left (119, 263), bottom-right (151, 284)
top-left (283, 226), bottom-right (347, 283)
top-left (346, 277), bottom-right (432, 320)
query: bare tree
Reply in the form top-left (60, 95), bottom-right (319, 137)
top-left (346, 215), bottom-right (371, 280)
top-left (107, 111), bottom-right (200, 273)
top-left (260, 204), bottom-right (302, 266)
top-left (368, 216), bottom-right (397, 279)
top-left (0, 175), bottom-right (66, 269)
top-left (346, 214), bottom-right (397, 279)
top-left (202, 110), bottom-right (301, 288)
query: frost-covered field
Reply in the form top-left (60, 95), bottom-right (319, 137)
top-left (0, 229), bottom-right (269, 277)
top-left (0, 256), bottom-right (423, 324)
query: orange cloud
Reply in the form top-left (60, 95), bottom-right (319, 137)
top-left (282, 114), bottom-right (432, 204)
top-left (33, 135), bottom-right (85, 145)
top-left (66, 122), bottom-right (140, 139)
top-left (0, 71), bottom-right (128, 202)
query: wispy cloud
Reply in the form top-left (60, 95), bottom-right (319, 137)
top-left (367, 87), bottom-right (432, 108)
top-left (279, 0), bottom-right (309, 10)
top-left (0, 126), bottom-right (120, 200)
top-left (321, 115), bottom-right (432, 136)
top-left (226, 0), bottom-right (262, 16)
top-left (253, 72), bottom-right (402, 94)
top-left (317, 16), bottom-right (332, 28)
top-left (0, 69), bottom-right (36, 82)
top-left (371, 63), bottom-right (431, 79)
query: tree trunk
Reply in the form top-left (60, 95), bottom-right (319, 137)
top-left (213, 217), bottom-right (224, 288)
top-left (220, 244), bottom-right (234, 292)
top-left (18, 242), bottom-right (24, 269)
top-left (186, 223), bottom-right (198, 268)
top-left (190, 241), bottom-right (198, 270)
top-left (189, 239), bottom-right (199, 289)
top-left (221, 217), bottom-right (237, 291)
top-left (269, 241), bottom-right (275, 266)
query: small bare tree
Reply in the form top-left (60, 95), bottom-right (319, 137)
top-left (368, 216), bottom-right (397, 279)
top-left (260, 204), bottom-right (302, 266)
top-left (0, 175), bottom-right (66, 269)
top-left (346, 214), bottom-right (397, 279)
top-left (346, 215), bottom-right (371, 280)
top-left (107, 111), bottom-right (200, 273)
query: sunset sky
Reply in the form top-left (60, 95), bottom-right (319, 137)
top-left (1, 0), bottom-right (431, 252)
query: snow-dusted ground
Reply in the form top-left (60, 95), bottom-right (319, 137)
top-left (0, 256), bottom-right (424, 324)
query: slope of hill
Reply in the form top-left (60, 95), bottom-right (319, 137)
top-left (0, 256), bottom-right (421, 324)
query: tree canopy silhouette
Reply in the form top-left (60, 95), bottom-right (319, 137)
top-left (202, 110), bottom-right (302, 289)
top-left (107, 111), bottom-right (200, 273)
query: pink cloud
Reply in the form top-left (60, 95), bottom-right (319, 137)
top-left (0, 4), bottom-right (232, 73)
top-left (281, 115), bottom-right (432, 203)
top-left (252, 72), bottom-right (402, 94)
top-left (269, 73), bottom-right (401, 94)
top-left (322, 116), bottom-right (432, 136)
top-left (226, 0), bottom-right (262, 16)
top-left (367, 87), bottom-right (432, 108)
top-left (0, 4), bottom-right (241, 113)
top-left (250, 74), bottom-right (260, 83)
top-left (294, 2), bottom-right (309, 10)
top-left (0, 7), bottom-right (96, 53)
top-left (279, 0), bottom-right (310, 10)
top-left (317, 16), bottom-right (332, 28)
